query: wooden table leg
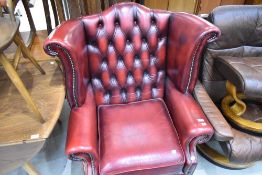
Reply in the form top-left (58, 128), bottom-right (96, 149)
top-left (23, 162), bottom-right (40, 175)
top-left (14, 34), bottom-right (46, 75)
top-left (0, 53), bottom-right (45, 123)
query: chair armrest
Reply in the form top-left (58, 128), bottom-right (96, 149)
top-left (165, 79), bottom-right (214, 175)
top-left (43, 18), bottom-right (88, 108)
top-left (193, 81), bottom-right (234, 141)
top-left (66, 85), bottom-right (98, 175)
top-left (167, 13), bottom-right (220, 94)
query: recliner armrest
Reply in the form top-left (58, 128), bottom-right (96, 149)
top-left (66, 85), bottom-right (98, 175)
top-left (193, 81), bottom-right (234, 141)
top-left (165, 79), bottom-right (214, 175)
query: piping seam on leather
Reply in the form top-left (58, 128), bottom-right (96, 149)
top-left (47, 44), bottom-right (78, 107)
top-left (186, 32), bottom-right (217, 93)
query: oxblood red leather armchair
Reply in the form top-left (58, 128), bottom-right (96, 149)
top-left (44, 3), bottom-right (220, 175)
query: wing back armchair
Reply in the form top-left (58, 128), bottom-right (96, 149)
top-left (44, 3), bottom-right (219, 175)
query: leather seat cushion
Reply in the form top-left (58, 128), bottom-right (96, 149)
top-left (98, 98), bottom-right (185, 175)
top-left (215, 56), bottom-right (262, 98)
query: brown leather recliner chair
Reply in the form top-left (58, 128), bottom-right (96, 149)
top-left (194, 5), bottom-right (262, 169)
top-left (44, 2), bottom-right (220, 175)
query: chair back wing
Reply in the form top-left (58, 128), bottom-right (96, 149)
top-left (167, 13), bottom-right (219, 93)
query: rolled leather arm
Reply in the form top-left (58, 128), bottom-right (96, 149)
top-left (66, 85), bottom-right (98, 175)
top-left (165, 80), bottom-right (214, 175)
top-left (193, 81), bottom-right (233, 141)
top-left (43, 18), bottom-right (89, 108)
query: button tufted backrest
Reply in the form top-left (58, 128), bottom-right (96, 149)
top-left (44, 2), bottom-right (220, 108)
top-left (82, 3), bottom-right (170, 105)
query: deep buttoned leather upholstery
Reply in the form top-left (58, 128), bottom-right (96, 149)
top-left (84, 6), bottom-right (168, 105)
top-left (44, 2), bottom-right (219, 175)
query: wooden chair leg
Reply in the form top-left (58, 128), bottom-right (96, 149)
top-left (13, 47), bottom-right (21, 69)
top-left (54, 0), bottom-right (65, 23)
top-left (55, 58), bottom-right (63, 72)
top-left (23, 162), bottom-right (40, 175)
top-left (0, 53), bottom-right (45, 123)
top-left (13, 34), bottom-right (46, 75)
top-left (21, 0), bottom-right (36, 45)
top-left (50, 0), bottom-right (59, 26)
top-left (57, 118), bottom-right (62, 126)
